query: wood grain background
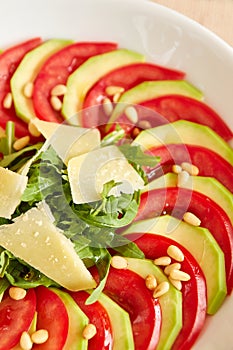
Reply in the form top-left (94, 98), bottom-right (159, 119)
top-left (151, 0), bottom-right (233, 47)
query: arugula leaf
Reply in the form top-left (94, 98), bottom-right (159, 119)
top-left (0, 247), bottom-right (58, 290)
top-left (7, 144), bottom-right (145, 301)
top-left (108, 237), bottom-right (145, 259)
top-left (100, 125), bottom-right (125, 147)
top-left (73, 192), bottom-right (139, 228)
top-left (85, 248), bottom-right (111, 305)
top-left (119, 143), bottom-right (160, 167)
top-left (0, 277), bottom-right (10, 296)
top-left (0, 143), bottom-right (43, 170)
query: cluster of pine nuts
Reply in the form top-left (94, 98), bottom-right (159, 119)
top-left (102, 85), bottom-right (125, 116)
top-left (172, 162), bottom-right (199, 177)
top-left (152, 245), bottom-right (191, 291)
top-left (50, 84), bottom-right (67, 111)
top-left (173, 162), bottom-right (199, 188)
top-left (20, 329), bottom-right (49, 350)
top-left (145, 274), bottom-right (170, 298)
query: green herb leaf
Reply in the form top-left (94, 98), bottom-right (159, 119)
top-left (85, 248), bottom-right (111, 305)
top-left (0, 143), bottom-right (42, 169)
top-left (101, 125), bottom-right (125, 147)
top-left (119, 143), bottom-right (160, 167)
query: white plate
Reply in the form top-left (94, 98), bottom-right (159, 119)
top-left (1, 0), bottom-right (233, 348)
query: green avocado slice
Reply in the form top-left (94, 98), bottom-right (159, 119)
top-left (11, 39), bottom-right (73, 123)
top-left (145, 173), bottom-right (233, 227)
top-left (61, 49), bottom-right (145, 123)
top-left (52, 288), bottom-right (88, 350)
top-left (97, 292), bottom-right (134, 350)
top-left (123, 215), bottom-right (227, 315)
top-left (126, 257), bottom-right (182, 350)
top-left (133, 120), bottom-right (233, 166)
top-left (108, 80), bottom-right (203, 123)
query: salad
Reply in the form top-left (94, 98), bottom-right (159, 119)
top-left (0, 37), bottom-right (232, 350)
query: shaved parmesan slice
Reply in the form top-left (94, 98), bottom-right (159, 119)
top-left (0, 204), bottom-right (96, 291)
top-left (31, 118), bottom-right (100, 164)
top-left (67, 145), bottom-right (144, 204)
top-left (0, 167), bottom-right (28, 219)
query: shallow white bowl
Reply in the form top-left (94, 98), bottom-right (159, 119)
top-left (1, 0), bottom-right (233, 348)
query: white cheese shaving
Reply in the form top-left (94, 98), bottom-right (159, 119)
top-left (31, 118), bottom-right (100, 164)
top-left (67, 145), bottom-right (144, 204)
top-left (0, 167), bottom-right (28, 219)
top-left (0, 203), bottom-right (96, 291)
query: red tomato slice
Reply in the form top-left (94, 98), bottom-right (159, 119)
top-left (140, 95), bottom-right (233, 141)
top-left (136, 187), bottom-right (233, 293)
top-left (127, 233), bottom-right (207, 350)
top-left (32, 42), bottom-right (117, 123)
top-left (0, 37), bottom-right (42, 138)
top-left (91, 266), bottom-right (161, 350)
top-left (145, 144), bottom-right (233, 193)
top-left (69, 290), bottom-right (113, 350)
top-left (0, 288), bottom-right (36, 350)
top-left (33, 286), bottom-right (69, 350)
top-left (82, 62), bottom-right (185, 128)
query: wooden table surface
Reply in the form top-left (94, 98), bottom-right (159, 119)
top-left (151, 0), bottom-right (233, 47)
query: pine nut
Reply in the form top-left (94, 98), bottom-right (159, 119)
top-left (51, 84), bottom-right (67, 96)
top-left (137, 120), bottom-right (152, 130)
top-left (3, 92), bottom-right (13, 109)
top-left (23, 82), bottom-right (34, 98)
top-left (164, 263), bottom-right (181, 276)
top-left (105, 85), bottom-right (125, 96)
top-left (145, 274), bottom-right (157, 290)
top-left (31, 329), bottom-right (49, 344)
top-left (9, 286), bottom-right (27, 300)
top-left (82, 324), bottom-right (97, 340)
top-left (20, 331), bottom-right (33, 350)
top-left (28, 120), bottom-right (41, 137)
top-left (153, 281), bottom-right (170, 298)
top-left (111, 256), bottom-right (128, 269)
top-left (183, 212), bottom-right (201, 226)
top-left (112, 92), bottom-right (122, 103)
top-left (125, 106), bottom-right (138, 124)
top-left (168, 277), bottom-right (182, 290)
top-left (13, 136), bottom-right (30, 151)
top-left (167, 245), bottom-right (184, 262)
top-left (153, 256), bottom-right (172, 266)
top-left (50, 96), bottom-right (62, 111)
top-left (177, 170), bottom-right (190, 186)
top-left (181, 162), bottom-right (199, 176)
top-left (102, 97), bottom-right (113, 116)
top-left (172, 164), bottom-right (182, 174)
top-left (170, 269), bottom-right (191, 281)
